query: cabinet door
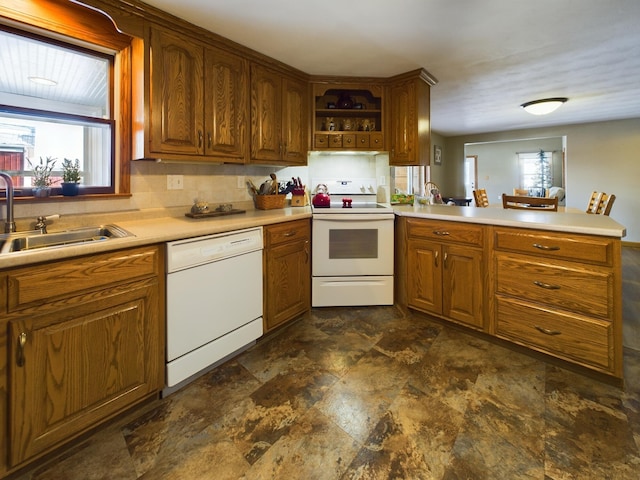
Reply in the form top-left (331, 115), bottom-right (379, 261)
top-left (149, 28), bottom-right (204, 155)
top-left (265, 238), bottom-right (310, 331)
top-left (8, 281), bottom-right (161, 466)
top-left (442, 245), bottom-right (484, 329)
top-left (407, 238), bottom-right (442, 315)
top-left (250, 64), bottom-right (282, 162)
top-left (389, 79), bottom-right (416, 164)
top-left (281, 76), bottom-right (308, 165)
top-left (204, 46), bottom-right (248, 162)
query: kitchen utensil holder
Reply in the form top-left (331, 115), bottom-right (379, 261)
top-left (255, 194), bottom-right (286, 210)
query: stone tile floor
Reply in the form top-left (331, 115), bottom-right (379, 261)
top-left (14, 305), bottom-right (640, 480)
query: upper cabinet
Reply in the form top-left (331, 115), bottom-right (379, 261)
top-left (250, 64), bottom-right (309, 165)
top-left (387, 69), bottom-right (435, 166)
top-left (134, 26), bottom-right (248, 163)
top-left (311, 82), bottom-right (385, 151)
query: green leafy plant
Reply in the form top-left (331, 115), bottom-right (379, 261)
top-left (62, 158), bottom-right (81, 183)
top-left (28, 156), bottom-right (56, 188)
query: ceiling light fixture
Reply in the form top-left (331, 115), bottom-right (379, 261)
top-left (520, 97), bottom-right (568, 115)
top-left (28, 76), bottom-right (57, 86)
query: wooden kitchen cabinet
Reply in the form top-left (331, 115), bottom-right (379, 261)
top-left (250, 63), bottom-right (309, 165)
top-left (311, 82), bottom-right (385, 151)
top-left (0, 246), bottom-right (164, 472)
top-left (263, 219), bottom-right (311, 332)
top-left (136, 26), bottom-right (248, 163)
top-left (405, 218), bottom-right (485, 330)
top-left (491, 227), bottom-right (622, 378)
top-left (387, 69), bottom-right (435, 166)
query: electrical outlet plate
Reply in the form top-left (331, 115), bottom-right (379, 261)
top-left (167, 175), bottom-right (183, 190)
top-left (237, 176), bottom-right (244, 189)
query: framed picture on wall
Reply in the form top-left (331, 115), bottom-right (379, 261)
top-left (434, 145), bottom-right (442, 165)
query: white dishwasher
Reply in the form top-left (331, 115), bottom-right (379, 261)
top-left (165, 227), bottom-right (263, 389)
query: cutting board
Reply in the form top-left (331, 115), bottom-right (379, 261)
top-left (185, 209), bottom-right (246, 219)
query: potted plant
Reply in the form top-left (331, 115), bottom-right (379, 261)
top-left (61, 158), bottom-right (81, 196)
top-left (28, 156), bottom-right (56, 197)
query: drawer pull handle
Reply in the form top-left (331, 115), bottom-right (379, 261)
top-left (283, 231), bottom-right (297, 237)
top-left (533, 280), bottom-right (560, 290)
top-left (433, 230), bottom-right (450, 236)
top-left (534, 325), bottom-right (561, 336)
top-left (435, 250), bottom-right (439, 267)
top-left (532, 243), bottom-right (560, 251)
top-left (17, 332), bottom-right (27, 367)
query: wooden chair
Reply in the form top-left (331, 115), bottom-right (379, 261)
top-left (513, 188), bottom-right (529, 196)
top-left (586, 191), bottom-right (616, 215)
top-left (473, 189), bottom-right (489, 207)
top-left (502, 194), bottom-right (558, 211)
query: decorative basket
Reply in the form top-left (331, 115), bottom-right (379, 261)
top-left (255, 194), bottom-right (286, 210)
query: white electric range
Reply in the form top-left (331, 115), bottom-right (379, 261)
top-left (311, 178), bottom-right (394, 307)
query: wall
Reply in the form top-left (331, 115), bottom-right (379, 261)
top-left (442, 118), bottom-right (640, 243)
top-left (465, 137), bottom-right (564, 204)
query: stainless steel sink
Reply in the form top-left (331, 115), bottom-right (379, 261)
top-left (0, 224), bottom-right (134, 254)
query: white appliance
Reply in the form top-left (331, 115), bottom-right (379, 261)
top-left (165, 228), bottom-right (263, 389)
top-left (311, 178), bottom-right (395, 307)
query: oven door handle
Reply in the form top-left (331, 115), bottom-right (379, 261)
top-left (312, 214), bottom-right (394, 221)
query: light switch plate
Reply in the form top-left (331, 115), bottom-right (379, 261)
top-left (167, 175), bottom-right (183, 190)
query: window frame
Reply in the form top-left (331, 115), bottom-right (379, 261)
top-left (0, 0), bottom-right (133, 200)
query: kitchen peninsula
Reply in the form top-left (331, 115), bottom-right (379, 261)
top-left (394, 204), bottom-right (625, 382)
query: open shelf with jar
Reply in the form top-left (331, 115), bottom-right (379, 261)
top-left (312, 83), bottom-right (384, 151)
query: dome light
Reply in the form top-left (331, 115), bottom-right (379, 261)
top-left (521, 97), bottom-right (568, 115)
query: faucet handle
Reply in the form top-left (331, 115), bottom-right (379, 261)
top-left (35, 214), bottom-right (60, 233)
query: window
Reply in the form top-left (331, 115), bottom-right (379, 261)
top-left (0, 26), bottom-right (115, 195)
top-left (518, 150), bottom-right (553, 197)
top-left (391, 166), bottom-right (427, 196)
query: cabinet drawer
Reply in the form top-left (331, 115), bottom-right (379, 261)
top-left (495, 255), bottom-right (612, 318)
top-left (370, 133), bottom-right (384, 149)
top-left (356, 134), bottom-right (369, 148)
top-left (407, 218), bottom-right (483, 246)
top-left (329, 134), bottom-right (343, 148)
top-left (493, 228), bottom-right (614, 266)
top-left (265, 219), bottom-right (310, 247)
top-left (342, 134), bottom-right (356, 148)
top-left (7, 246), bottom-right (160, 312)
top-left (314, 134), bottom-right (328, 148)
top-left (495, 297), bottom-right (613, 371)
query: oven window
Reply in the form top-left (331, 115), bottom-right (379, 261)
top-left (329, 229), bottom-right (378, 259)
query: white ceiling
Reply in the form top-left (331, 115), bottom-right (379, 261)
top-left (143, 0), bottom-right (640, 136)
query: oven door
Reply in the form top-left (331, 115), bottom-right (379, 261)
top-left (312, 213), bottom-right (394, 276)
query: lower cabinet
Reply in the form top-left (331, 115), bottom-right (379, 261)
top-left (491, 226), bottom-right (622, 378)
top-left (263, 219), bottom-right (311, 332)
top-left (406, 218), bottom-right (485, 330)
top-left (0, 246), bottom-right (164, 473)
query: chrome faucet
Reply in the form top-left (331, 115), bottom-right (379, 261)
top-left (0, 172), bottom-right (16, 233)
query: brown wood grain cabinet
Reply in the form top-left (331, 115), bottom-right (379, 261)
top-left (491, 227), bottom-right (622, 378)
top-left (399, 215), bottom-right (623, 381)
top-left (0, 246), bottom-right (164, 473)
top-left (251, 64), bottom-right (308, 165)
top-left (137, 27), bottom-right (249, 163)
top-left (311, 82), bottom-right (385, 151)
top-left (263, 220), bottom-right (311, 332)
top-left (405, 218), bottom-right (485, 330)
top-left (388, 69), bottom-right (434, 166)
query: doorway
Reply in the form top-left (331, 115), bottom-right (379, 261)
top-left (464, 155), bottom-right (477, 199)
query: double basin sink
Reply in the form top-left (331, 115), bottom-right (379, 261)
top-left (0, 224), bottom-right (134, 254)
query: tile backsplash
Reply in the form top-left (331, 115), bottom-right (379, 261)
top-left (10, 153), bottom-right (390, 226)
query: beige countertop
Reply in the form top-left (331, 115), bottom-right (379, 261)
top-left (393, 204), bottom-right (627, 238)
top-left (0, 206), bottom-right (312, 269)
top-left (0, 203), bottom-right (626, 269)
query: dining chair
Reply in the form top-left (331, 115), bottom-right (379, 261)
top-left (473, 189), bottom-right (489, 207)
top-left (502, 194), bottom-right (558, 211)
top-left (513, 188), bottom-right (529, 196)
top-left (586, 191), bottom-right (616, 215)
